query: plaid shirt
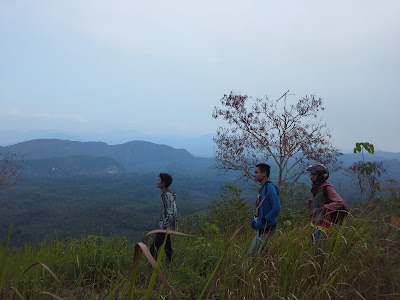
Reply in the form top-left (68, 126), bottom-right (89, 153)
top-left (158, 190), bottom-right (178, 231)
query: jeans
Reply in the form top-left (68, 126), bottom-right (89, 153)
top-left (248, 223), bottom-right (277, 257)
top-left (311, 227), bottom-right (328, 254)
top-left (150, 233), bottom-right (172, 262)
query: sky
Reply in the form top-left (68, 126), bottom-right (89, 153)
top-left (0, 0), bottom-right (399, 152)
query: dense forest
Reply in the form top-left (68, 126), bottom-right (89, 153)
top-left (1, 165), bottom-right (399, 248)
top-left (0, 172), bottom-right (254, 247)
top-left (1, 139), bottom-right (400, 248)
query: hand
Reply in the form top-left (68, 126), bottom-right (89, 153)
top-left (250, 219), bottom-right (257, 229)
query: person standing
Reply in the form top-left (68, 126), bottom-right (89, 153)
top-left (150, 173), bottom-right (178, 262)
top-left (249, 163), bottom-right (281, 257)
top-left (305, 164), bottom-right (345, 246)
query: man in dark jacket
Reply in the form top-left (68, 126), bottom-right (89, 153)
top-left (249, 163), bottom-right (281, 257)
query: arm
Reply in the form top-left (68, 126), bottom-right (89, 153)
top-left (263, 184), bottom-right (281, 221)
top-left (160, 192), bottom-right (176, 229)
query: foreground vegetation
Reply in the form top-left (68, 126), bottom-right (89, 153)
top-left (1, 193), bottom-right (399, 300)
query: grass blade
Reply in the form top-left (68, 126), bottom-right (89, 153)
top-left (146, 229), bottom-right (195, 238)
top-left (0, 225), bottom-right (12, 291)
top-left (128, 229), bottom-right (193, 299)
top-left (22, 263), bottom-right (60, 284)
top-left (199, 221), bottom-right (247, 300)
top-left (39, 291), bottom-right (64, 300)
top-left (144, 233), bottom-right (168, 299)
top-left (11, 287), bottom-right (25, 300)
top-left (139, 242), bottom-right (179, 299)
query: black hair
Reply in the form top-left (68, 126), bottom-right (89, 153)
top-left (159, 173), bottom-right (173, 188)
top-left (310, 174), bottom-right (328, 196)
top-left (256, 163), bottom-right (270, 178)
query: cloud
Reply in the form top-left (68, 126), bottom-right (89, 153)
top-left (3, 109), bottom-right (87, 123)
top-left (0, 1), bottom-right (399, 152)
top-left (6, 1), bottom-right (398, 64)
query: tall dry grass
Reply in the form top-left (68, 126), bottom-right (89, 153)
top-left (1, 206), bottom-right (399, 299)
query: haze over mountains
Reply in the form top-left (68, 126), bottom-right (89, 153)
top-left (0, 130), bottom-right (216, 157)
top-left (1, 129), bottom-right (399, 158)
top-left (1, 139), bottom-right (215, 176)
top-left (1, 138), bottom-right (399, 180)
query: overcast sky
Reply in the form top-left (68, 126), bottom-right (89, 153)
top-left (1, 1), bottom-right (399, 152)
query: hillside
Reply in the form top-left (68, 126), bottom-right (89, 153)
top-left (22, 155), bottom-right (125, 176)
top-left (2, 138), bottom-right (399, 178)
top-left (1, 139), bottom-right (215, 174)
top-left (1, 138), bottom-right (399, 248)
top-left (0, 130), bottom-right (216, 157)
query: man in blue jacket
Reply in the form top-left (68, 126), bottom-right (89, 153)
top-left (249, 163), bottom-right (281, 257)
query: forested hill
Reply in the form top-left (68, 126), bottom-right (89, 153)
top-left (2, 138), bottom-right (400, 178)
top-left (1, 139), bottom-right (399, 247)
top-left (1, 139), bottom-right (215, 174)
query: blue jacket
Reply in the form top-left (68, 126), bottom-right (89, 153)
top-left (251, 182), bottom-right (281, 229)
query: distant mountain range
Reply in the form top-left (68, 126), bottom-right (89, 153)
top-left (1, 138), bottom-right (399, 180)
top-left (1, 130), bottom-right (399, 159)
top-left (1, 139), bottom-right (215, 176)
top-left (0, 130), bottom-right (216, 157)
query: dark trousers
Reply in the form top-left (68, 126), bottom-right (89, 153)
top-left (150, 233), bottom-right (172, 262)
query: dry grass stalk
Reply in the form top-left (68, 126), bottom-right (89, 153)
top-left (39, 291), bottom-right (64, 300)
top-left (129, 229), bottom-right (195, 299)
top-left (22, 262), bottom-right (60, 284)
top-left (11, 287), bottom-right (24, 300)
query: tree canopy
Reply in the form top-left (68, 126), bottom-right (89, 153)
top-left (212, 91), bottom-right (342, 186)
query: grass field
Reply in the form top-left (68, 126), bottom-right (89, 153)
top-left (1, 201), bottom-right (399, 299)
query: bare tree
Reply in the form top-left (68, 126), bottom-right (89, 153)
top-left (212, 90), bottom-right (341, 187)
top-left (0, 151), bottom-right (21, 190)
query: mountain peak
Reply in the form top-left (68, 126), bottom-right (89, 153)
top-left (3, 138), bottom-right (213, 174)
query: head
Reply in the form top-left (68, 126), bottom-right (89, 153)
top-left (157, 173), bottom-right (173, 189)
top-left (254, 163), bottom-right (270, 184)
top-left (305, 164), bottom-right (329, 184)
